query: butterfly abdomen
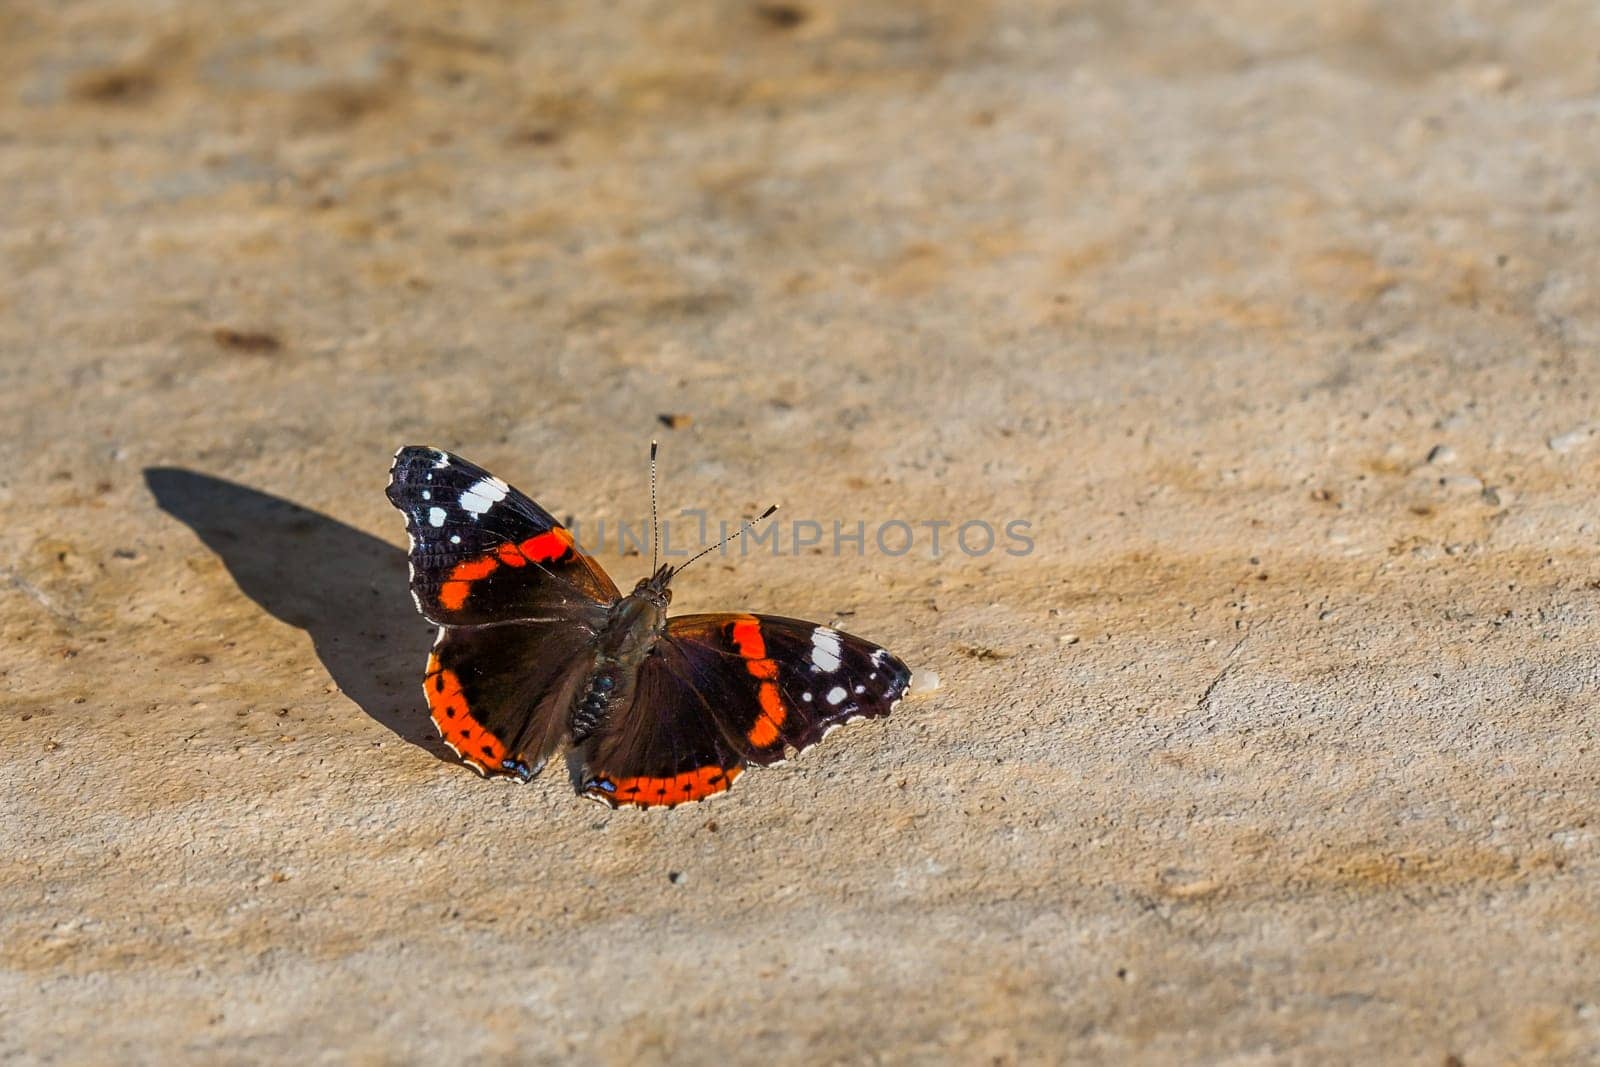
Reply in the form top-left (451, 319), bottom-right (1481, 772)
top-left (570, 669), bottom-right (616, 743)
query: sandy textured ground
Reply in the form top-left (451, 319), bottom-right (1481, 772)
top-left (4, 1), bottom-right (1599, 1062)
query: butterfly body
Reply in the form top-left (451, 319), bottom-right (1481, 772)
top-left (570, 570), bottom-right (670, 744)
top-left (387, 445), bottom-right (912, 809)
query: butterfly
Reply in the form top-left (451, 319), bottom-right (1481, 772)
top-left (385, 445), bottom-right (913, 808)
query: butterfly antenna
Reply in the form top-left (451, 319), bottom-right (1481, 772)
top-left (649, 440), bottom-right (660, 575)
top-left (674, 504), bottom-right (779, 575)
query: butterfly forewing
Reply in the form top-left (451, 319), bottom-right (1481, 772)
top-left (387, 445), bottom-right (619, 626)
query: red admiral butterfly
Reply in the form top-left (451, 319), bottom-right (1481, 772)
top-left (386, 445), bottom-right (913, 808)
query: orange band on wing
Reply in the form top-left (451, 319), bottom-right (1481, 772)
top-left (519, 528), bottom-right (574, 563)
top-left (438, 556), bottom-right (498, 611)
top-left (747, 683), bottom-right (786, 748)
top-left (730, 617), bottom-right (766, 659)
top-left (592, 765), bottom-right (742, 807)
top-left (437, 528), bottom-right (574, 609)
top-left (425, 653), bottom-right (508, 772)
top-left (449, 557), bottom-right (498, 582)
top-left (730, 616), bottom-right (786, 747)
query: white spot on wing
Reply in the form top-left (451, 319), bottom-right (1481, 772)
top-left (825, 685), bottom-right (847, 705)
top-left (459, 476), bottom-right (508, 517)
top-left (450, 534), bottom-right (461, 544)
top-left (428, 507), bottom-right (446, 527)
top-left (811, 628), bottom-right (843, 673)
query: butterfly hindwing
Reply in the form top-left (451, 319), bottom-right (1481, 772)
top-left (426, 621), bottom-right (599, 779)
top-left (387, 446), bottom-right (620, 626)
top-left (581, 614), bottom-right (911, 808)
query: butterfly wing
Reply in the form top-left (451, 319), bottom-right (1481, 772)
top-left (386, 445), bottom-right (620, 626)
top-left (581, 614), bottom-right (912, 808)
top-left (389, 446), bottom-right (617, 778)
top-left (425, 621), bottom-right (599, 779)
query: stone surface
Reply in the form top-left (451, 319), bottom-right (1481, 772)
top-left (3, 2), bottom-right (1599, 1062)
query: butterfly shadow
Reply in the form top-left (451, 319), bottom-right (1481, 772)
top-left (144, 468), bottom-right (454, 765)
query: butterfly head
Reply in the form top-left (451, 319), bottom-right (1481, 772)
top-left (632, 563), bottom-right (676, 607)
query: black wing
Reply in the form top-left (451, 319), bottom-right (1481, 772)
top-left (387, 445), bottom-right (619, 626)
top-left (581, 614), bottom-right (911, 808)
top-left (425, 621), bottom-right (598, 780)
top-left (389, 445), bottom-right (617, 778)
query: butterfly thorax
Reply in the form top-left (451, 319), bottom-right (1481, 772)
top-left (569, 569), bottom-right (673, 743)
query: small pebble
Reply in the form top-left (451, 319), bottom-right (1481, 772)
top-left (1439, 475), bottom-right (1483, 493)
top-left (1549, 426), bottom-right (1594, 453)
top-left (1473, 64), bottom-right (1517, 93)
top-left (1426, 444), bottom-right (1456, 465)
top-left (1058, 634), bottom-right (1080, 645)
top-left (212, 327), bottom-right (282, 353)
top-left (909, 668), bottom-right (941, 695)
